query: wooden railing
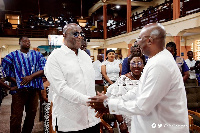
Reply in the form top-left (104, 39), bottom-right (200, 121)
top-left (1, 0), bottom-right (200, 39)
top-left (132, 0), bottom-right (173, 31)
top-left (181, 0), bottom-right (200, 17)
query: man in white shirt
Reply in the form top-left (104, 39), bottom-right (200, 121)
top-left (185, 51), bottom-right (196, 79)
top-left (93, 54), bottom-right (103, 80)
top-left (88, 23), bottom-right (189, 133)
top-left (44, 23), bottom-right (100, 133)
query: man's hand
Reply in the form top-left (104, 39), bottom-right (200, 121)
top-left (95, 110), bottom-right (105, 118)
top-left (20, 75), bottom-right (33, 85)
top-left (119, 123), bottom-right (129, 133)
top-left (87, 92), bottom-right (109, 113)
top-left (10, 86), bottom-right (18, 91)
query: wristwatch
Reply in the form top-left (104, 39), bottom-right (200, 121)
top-left (103, 99), bottom-right (108, 108)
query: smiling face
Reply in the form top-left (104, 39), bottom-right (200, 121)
top-left (107, 52), bottom-right (115, 62)
top-left (130, 57), bottom-right (144, 76)
top-left (63, 23), bottom-right (84, 50)
top-left (137, 31), bottom-right (150, 56)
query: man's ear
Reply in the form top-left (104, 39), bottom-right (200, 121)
top-left (63, 33), bottom-right (66, 37)
top-left (147, 37), bottom-right (153, 45)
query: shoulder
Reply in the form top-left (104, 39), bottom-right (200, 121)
top-left (125, 72), bottom-right (132, 78)
top-left (102, 60), bottom-right (108, 65)
top-left (79, 49), bottom-right (91, 61)
top-left (123, 57), bottom-right (128, 61)
top-left (114, 59), bottom-right (121, 64)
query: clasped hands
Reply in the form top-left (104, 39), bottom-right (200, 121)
top-left (87, 91), bottom-right (109, 118)
top-left (20, 75), bottom-right (33, 86)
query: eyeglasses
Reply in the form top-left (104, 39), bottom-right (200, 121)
top-left (130, 61), bottom-right (143, 67)
top-left (73, 32), bottom-right (85, 38)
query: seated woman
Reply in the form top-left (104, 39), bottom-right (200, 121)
top-left (101, 49), bottom-right (122, 86)
top-left (106, 55), bottom-right (146, 133)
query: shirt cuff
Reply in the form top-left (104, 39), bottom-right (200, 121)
top-left (108, 98), bottom-right (120, 115)
top-left (82, 95), bottom-right (90, 106)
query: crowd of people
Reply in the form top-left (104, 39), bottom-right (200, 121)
top-left (0, 22), bottom-right (199, 133)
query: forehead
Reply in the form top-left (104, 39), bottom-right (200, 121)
top-left (166, 47), bottom-right (174, 51)
top-left (108, 52), bottom-right (115, 54)
top-left (130, 57), bottom-right (143, 62)
top-left (21, 37), bottom-right (29, 41)
top-left (132, 46), bottom-right (140, 51)
top-left (67, 24), bottom-right (82, 33)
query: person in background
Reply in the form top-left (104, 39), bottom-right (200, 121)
top-left (0, 65), bottom-right (17, 106)
top-left (41, 77), bottom-right (51, 133)
top-left (166, 42), bottom-right (189, 82)
top-left (88, 23), bottom-right (189, 133)
top-left (118, 54), bottom-right (123, 64)
top-left (185, 51), bottom-right (196, 79)
top-left (195, 61), bottom-right (200, 85)
top-left (81, 38), bottom-right (90, 56)
top-left (93, 54), bottom-right (103, 80)
top-left (4, 19), bottom-right (12, 29)
top-left (44, 23), bottom-right (100, 133)
top-left (104, 55), bottom-right (146, 133)
top-left (2, 36), bottom-right (46, 133)
top-left (122, 41), bottom-right (142, 75)
top-left (115, 54), bottom-right (119, 60)
top-left (101, 49), bottom-right (122, 86)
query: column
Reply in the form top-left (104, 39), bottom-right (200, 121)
top-left (173, 0), bottom-right (181, 56)
top-left (103, 4), bottom-right (107, 39)
top-left (173, 0), bottom-right (180, 20)
top-left (174, 36), bottom-right (181, 56)
top-left (104, 48), bottom-right (107, 60)
top-left (127, 0), bottom-right (132, 55)
top-left (127, 0), bottom-right (131, 33)
top-left (128, 44), bottom-right (132, 56)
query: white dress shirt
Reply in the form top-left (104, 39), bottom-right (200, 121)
top-left (93, 60), bottom-right (102, 80)
top-left (44, 45), bottom-right (100, 132)
top-left (185, 59), bottom-right (196, 79)
top-left (102, 59), bottom-right (121, 81)
top-left (108, 49), bottom-right (189, 133)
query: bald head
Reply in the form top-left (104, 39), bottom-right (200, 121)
top-left (63, 23), bottom-right (81, 36)
top-left (137, 23), bottom-right (166, 57)
top-left (141, 23), bottom-right (166, 47)
top-left (62, 23), bottom-right (83, 50)
top-left (97, 54), bottom-right (103, 62)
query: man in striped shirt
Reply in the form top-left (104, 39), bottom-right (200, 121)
top-left (2, 36), bottom-right (46, 133)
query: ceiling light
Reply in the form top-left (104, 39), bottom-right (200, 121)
top-left (116, 5), bottom-right (120, 9)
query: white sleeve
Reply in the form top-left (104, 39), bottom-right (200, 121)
top-left (44, 55), bottom-right (89, 105)
top-left (108, 65), bottom-right (171, 116)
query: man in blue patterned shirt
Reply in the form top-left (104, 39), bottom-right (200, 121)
top-left (2, 36), bottom-right (46, 133)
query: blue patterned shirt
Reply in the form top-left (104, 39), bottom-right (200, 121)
top-left (2, 50), bottom-right (46, 94)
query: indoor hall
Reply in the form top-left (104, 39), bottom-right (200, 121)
top-left (0, 0), bottom-right (200, 133)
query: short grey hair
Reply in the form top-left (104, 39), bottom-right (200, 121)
top-left (62, 23), bottom-right (81, 35)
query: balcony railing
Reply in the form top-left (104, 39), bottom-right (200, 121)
top-left (0, 0), bottom-right (199, 39)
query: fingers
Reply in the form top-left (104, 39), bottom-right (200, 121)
top-left (97, 91), bottom-right (105, 96)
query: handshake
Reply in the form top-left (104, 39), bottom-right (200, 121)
top-left (87, 91), bottom-right (109, 117)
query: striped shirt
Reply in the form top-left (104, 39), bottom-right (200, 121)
top-left (2, 50), bottom-right (46, 93)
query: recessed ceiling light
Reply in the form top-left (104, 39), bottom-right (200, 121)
top-left (116, 5), bottom-right (120, 9)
